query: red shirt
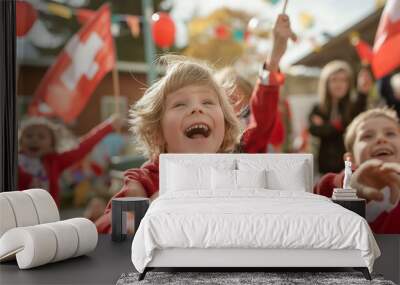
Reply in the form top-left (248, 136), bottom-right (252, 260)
top-left (314, 170), bottom-right (400, 234)
top-left (18, 121), bottom-right (114, 206)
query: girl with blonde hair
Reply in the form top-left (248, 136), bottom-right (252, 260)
top-left (308, 60), bottom-right (372, 174)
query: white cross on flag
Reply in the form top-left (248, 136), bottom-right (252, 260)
top-left (372, 0), bottom-right (400, 78)
top-left (29, 4), bottom-right (115, 123)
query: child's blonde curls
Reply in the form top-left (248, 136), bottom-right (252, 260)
top-left (129, 55), bottom-right (241, 160)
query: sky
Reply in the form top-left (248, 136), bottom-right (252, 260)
top-left (167, 0), bottom-right (382, 67)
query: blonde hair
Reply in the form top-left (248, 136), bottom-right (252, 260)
top-left (129, 55), bottom-right (241, 160)
top-left (215, 67), bottom-right (253, 105)
top-left (318, 60), bottom-right (353, 114)
top-left (344, 108), bottom-right (399, 152)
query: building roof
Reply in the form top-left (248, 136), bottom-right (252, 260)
top-left (293, 7), bottom-right (383, 68)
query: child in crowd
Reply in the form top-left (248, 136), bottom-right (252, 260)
top-left (18, 114), bottom-right (122, 206)
top-left (215, 67), bottom-right (254, 128)
top-left (215, 66), bottom-right (290, 153)
top-left (308, 60), bottom-right (372, 174)
top-left (315, 108), bottom-right (400, 233)
top-left (95, 14), bottom-right (296, 233)
top-left (358, 66), bottom-right (382, 109)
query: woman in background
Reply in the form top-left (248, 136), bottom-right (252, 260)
top-left (308, 61), bottom-right (372, 174)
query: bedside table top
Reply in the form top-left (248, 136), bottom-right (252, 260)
top-left (112, 197), bottom-right (150, 202)
top-left (331, 198), bottom-right (366, 202)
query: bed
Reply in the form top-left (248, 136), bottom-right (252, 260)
top-left (131, 154), bottom-right (381, 280)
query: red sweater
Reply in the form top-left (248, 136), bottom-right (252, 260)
top-left (314, 171), bottom-right (400, 234)
top-left (241, 78), bottom-right (280, 153)
top-left (18, 121), bottom-right (114, 206)
top-left (96, 77), bottom-right (281, 233)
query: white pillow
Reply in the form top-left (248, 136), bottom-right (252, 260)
top-left (266, 168), bottom-right (306, 191)
top-left (236, 169), bottom-right (267, 189)
top-left (211, 169), bottom-right (267, 190)
top-left (167, 162), bottom-right (212, 191)
top-left (238, 159), bottom-right (308, 192)
top-left (211, 168), bottom-right (236, 190)
top-left (165, 159), bottom-right (236, 192)
top-left (268, 163), bottom-right (308, 191)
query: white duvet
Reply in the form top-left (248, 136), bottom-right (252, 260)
top-left (131, 190), bottom-right (380, 273)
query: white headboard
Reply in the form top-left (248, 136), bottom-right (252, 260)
top-left (159, 153), bottom-right (313, 194)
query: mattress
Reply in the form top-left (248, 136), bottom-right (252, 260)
top-left (131, 190), bottom-right (380, 273)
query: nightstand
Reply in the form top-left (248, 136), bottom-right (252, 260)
top-left (111, 197), bottom-right (150, 242)
top-left (332, 198), bottom-right (366, 218)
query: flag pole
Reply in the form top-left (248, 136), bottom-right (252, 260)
top-left (142, 0), bottom-right (157, 85)
top-left (282, 0), bottom-right (288, 14)
top-left (109, 6), bottom-right (121, 132)
top-left (109, 3), bottom-right (120, 116)
top-left (112, 64), bottom-right (120, 115)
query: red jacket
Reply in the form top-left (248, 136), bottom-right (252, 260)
top-left (241, 77), bottom-right (280, 153)
top-left (96, 76), bottom-right (282, 233)
top-left (314, 171), bottom-right (400, 234)
top-left (19, 121), bottom-right (114, 206)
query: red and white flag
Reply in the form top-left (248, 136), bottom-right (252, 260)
top-left (29, 4), bottom-right (115, 123)
top-left (372, 0), bottom-right (400, 79)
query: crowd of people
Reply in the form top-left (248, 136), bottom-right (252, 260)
top-left (18, 13), bottom-right (400, 234)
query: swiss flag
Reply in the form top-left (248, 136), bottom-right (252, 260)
top-left (371, 0), bottom-right (400, 79)
top-left (29, 4), bottom-right (115, 123)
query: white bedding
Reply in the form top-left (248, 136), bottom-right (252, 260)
top-left (131, 190), bottom-right (380, 273)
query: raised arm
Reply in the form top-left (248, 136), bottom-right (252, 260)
top-left (57, 114), bottom-right (122, 171)
top-left (242, 14), bottom-right (296, 153)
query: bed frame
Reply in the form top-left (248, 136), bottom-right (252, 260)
top-left (138, 154), bottom-right (372, 281)
top-left (139, 248), bottom-right (371, 280)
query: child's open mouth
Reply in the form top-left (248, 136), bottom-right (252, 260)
top-left (184, 123), bottom-right (211, 139)
top-left (371, 147), bottom-right (394, 158)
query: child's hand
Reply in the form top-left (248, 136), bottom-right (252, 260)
top-left (351, 159), bottom-right (400, 203)
top-left (380, 162), bottom-right (400, 204)
top-left (351, 159), bottom-right (385, 201)
top-left (107, 113), bottom-right (124, 131)
top-left (268, 14), bottom-right (297, 71)
top-left (357, 67), bottom-right (374, 95)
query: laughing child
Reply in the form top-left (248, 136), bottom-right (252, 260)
top-left (96, 14), bottom-right (296, 233)
top-left (315, 108), bottom-right (400, 233)
top-left (18, 114), bottom-right (122, 206)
